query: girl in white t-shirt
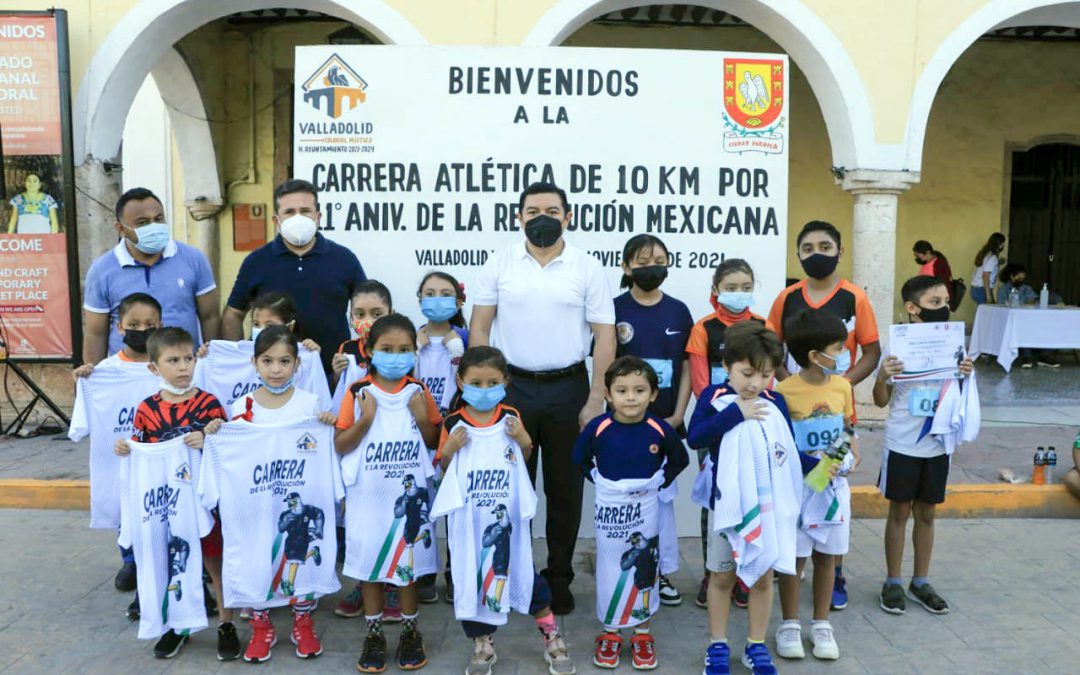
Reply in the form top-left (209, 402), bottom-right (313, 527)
top-left (221, 325), bottom-right (337, 663)
top-left (415, 271), bottom-right (469, 415)
top-left (970, 233), bottom-right (1005, 305)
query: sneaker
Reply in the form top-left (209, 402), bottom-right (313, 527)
top-left (397, 625), bottom-right (428, 670)
top-left (544, 631), bottom-right (576, 674)
top-left (810, 621), bottom-right (839, 660)
top-left (417, 574), bottom-right (439, 604)
top-left (217, 621), bottom-right (241, 661)
top-left (335, 586), bottom-right (364, 618)
top-left (152, 630), bottom-right (188, 659)
top-left (467, 635), bottom-right (497, 675)
top-left (1021, 360), bottom-right (1035, 369)
top-left (291, 612), bottom-right (323, 658)
top-left (126, 594), bottom-right (140, 621)
top-left (357, 631), bottom-right (388, 673)
top-left (630, 633), bottom-right (657, 670)
top-left (908, 582), bottom-right (950, 614)
top-left (741, 643), bottom-right (778, 675)
top-left (658, 575), bottom-right (682, 606)
top-left (383, 586), bottom-right (402, 623)
top-left (775, 620), bottom-right (804, 659)
top-left (114, 561), bottom-right (137, 592)
top-left (731, 579), bottom-right (749, 609)
top-left (445, 575), bottom-right (455, 604)
top-left (593, 631), bottom-right (622, 669)
top-left (1037, 360), bottom-right (1060, 368)
top-left (696, 576), bottom-right (708, 608)
top-left (879, 582), bottom-right (907, 615)
top-left (831, 570), bottom-right (848, 610)
top-left (243, 613), bottom-right (277, 663)
top-left (240, 607), bottom-right (254, 620)
top-left (703, 641), bottom-right (730, 675)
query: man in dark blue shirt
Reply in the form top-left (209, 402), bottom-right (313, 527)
top-left (222, 179), bottom-right (366, 375)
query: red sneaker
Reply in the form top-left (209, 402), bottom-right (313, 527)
top-left (243, 613), bottom-right (277, 663)
top-left (630, 633), bottom-right (658, 670)
top-left (383, 586), bottom-right (402, 623)
top-left (593, 631), bottom-right (623, 669)
top-left (291, 612), bottom-right (323, 658)
top-left (335, 586), bottom-right (364, 618)
top-left (732, 579), bottom-right (749, 609)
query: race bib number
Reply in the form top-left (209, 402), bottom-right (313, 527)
top-left (908, 387), bottom-right (940, 418)
top-left (643, 358), bottom-right (673, 389)
top-left (791, 415), bottom-right (843, 453)
top-left (710, 365), bottom-right (729, 386)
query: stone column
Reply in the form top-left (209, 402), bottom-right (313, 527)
top-left (74, 158), bottom-right (123, 277)
top-left (839, 169), bottom-right (920, 405)
top-left (186, 198), bottom-right (224, 278)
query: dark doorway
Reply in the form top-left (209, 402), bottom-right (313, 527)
top-left (1008, 143), bottom-right (1080, 304)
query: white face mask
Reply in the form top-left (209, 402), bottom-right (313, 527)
top-left (279, 214), bottom-right (318, 247)
top-left (158, 378), bottom-right (194, 397)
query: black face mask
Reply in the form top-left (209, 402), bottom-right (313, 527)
top-left (630, 265), bottom-right (668, 292)
top-left (122, 328), bottom-right (155, 353)
top-left (524, 215), bottom-right (563, 248)
top-left (916, 305), bottom-right (950, 323)
top-left (800, 253), bottom-right (839, 280)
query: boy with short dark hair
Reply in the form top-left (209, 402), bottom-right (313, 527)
top-left (688, 323), bottom-right (817, 675)
top-left (775, 309), bottom-right (859, 661)
top-left (875, 275), bottom-right (974, 616)
top-left (114, 327), bottom-right (237, 660)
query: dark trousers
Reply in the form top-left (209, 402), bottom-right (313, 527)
top-left (461, 572), bottom-right (552, 638)
top-left (506, 372), bottom-right (589, 583)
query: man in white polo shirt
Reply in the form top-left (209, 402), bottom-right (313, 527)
top-left (471, 182), bottom-right (616, 614)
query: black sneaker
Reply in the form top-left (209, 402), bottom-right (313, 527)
top-left (114, 562), bottom-right (137, 592)
top-left (126, 594), bottom-right (141, 621)
top-left (658, 574), bottom-right (682, 606)
top-left (397, 626), bottom-right (428, 670)
top-left (908, 582), bottom-right (950, 614)
top-left (417, 574), bottom-right (438, 604)
top-left (879, 582), bottom-right (907, 615)
top-left (357, 631), bottom-right (388, 673)
top-left (153, 630), bottom-right (188, 659)
top-left (696, 576), bottom-right (708, 608)
top-left (217, 621), bottom-right (241, 661)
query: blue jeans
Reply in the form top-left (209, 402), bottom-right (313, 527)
top-left (970, 286), bottom-right (988, 304)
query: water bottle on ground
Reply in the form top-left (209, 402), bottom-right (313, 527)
top-left (1046, 446), bottom-right (1057, 484)
top-left (1009, 286), bottom-right (1020, 308)
top-left (1039, 283), bottom-right (1049, 309)
top-left (1033, 447), bottom-right (1046, 485)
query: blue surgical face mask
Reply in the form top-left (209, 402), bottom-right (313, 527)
top-left (461, 383), bottom-right (506, 412)
top-left (258, 373), bottom-right (295, 395)
top-left (126, 221), bottom-right (171, 255)
top-left (371, 350), bottom-right (416, 379)
top-left (818, 349), bottom-right (851, 376)
top-left (250, 326), bottom-right (264, 342)
top-left (420, 296), bottom-right (458, 323)
top-left (717, 291), bottom-right (754, 313)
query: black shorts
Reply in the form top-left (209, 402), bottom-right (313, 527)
top-left (878, 450), bottom-right (950, 504)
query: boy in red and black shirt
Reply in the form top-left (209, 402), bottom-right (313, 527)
top-left (114, 327), bottom-right (237, 661)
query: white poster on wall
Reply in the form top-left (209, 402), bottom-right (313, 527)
top-left (293, 45), bottom-right (789, 328)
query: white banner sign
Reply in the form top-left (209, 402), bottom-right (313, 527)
top-left (293, 46), bottom-right (789, 325)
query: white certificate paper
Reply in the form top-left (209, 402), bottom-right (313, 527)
top-left (888, 321), bottom-right (966, 382)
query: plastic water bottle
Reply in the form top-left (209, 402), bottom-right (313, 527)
top-left (1039, 283), bottom-right (1049, 309)
top-left (1009, 286), bottom-right (1020, 308)
top-left (1033, 447), bottom-right (1046, 485)
top-left (1046, 446), bottom-right (1057, 484)
top-left (805, 428), bottom-right (851, 493)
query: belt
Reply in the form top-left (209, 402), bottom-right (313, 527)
top-left (508, 362), bottom-right (587, 383)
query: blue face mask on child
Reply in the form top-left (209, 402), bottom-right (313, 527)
top-left (461, 383), bottom-right (506, 412)
top-left (257, 373), bottom-right (295, 395)
top-left (371, 351), bottom-right (416, 379)
top-left (818, 350), bottom-right (851, 376)
top-left (420, 296), bottom-right (458, 323)
top-left (717, 291), bottom-right (754, 313)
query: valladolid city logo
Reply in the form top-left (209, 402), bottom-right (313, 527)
top-left (302, 53), bottom-right (368, 119)
top-left (722, 58), bottom-right (785, 155)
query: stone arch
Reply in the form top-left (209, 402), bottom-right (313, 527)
top-left (523, 0), bottom-right (877, 170)
top-left (74, 0), bottom-right (427, 163)
top-left (905, 0), bottom-right (1080, 171)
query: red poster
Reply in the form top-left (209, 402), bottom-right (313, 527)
top-left (0, 16), bottom-right (62, 156)
top-left (0, 233), bottom-right (71, 358)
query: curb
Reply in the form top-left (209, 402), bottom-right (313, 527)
top-left (2, 479), bottom-right (1079, 518)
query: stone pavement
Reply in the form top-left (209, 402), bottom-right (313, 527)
top-left (1, 509), bottom-right (1078, 674)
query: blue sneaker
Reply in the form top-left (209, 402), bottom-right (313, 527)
top-left (831, 570), bottom-right (848, 610)
top-left (741, 643), bottom-right (778, 675)
top-left (703, 641), bottom-right (730, 675)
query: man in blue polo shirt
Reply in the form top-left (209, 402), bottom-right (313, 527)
top-left (82, 187), bottom-right (220, 365)
top-left (222, 179), bottom-right (366, 374)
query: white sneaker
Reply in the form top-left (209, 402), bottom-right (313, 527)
top-left (810, 621), bottom-right (840, 660)
top-left (775, 620), bottom-right (804, 659)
